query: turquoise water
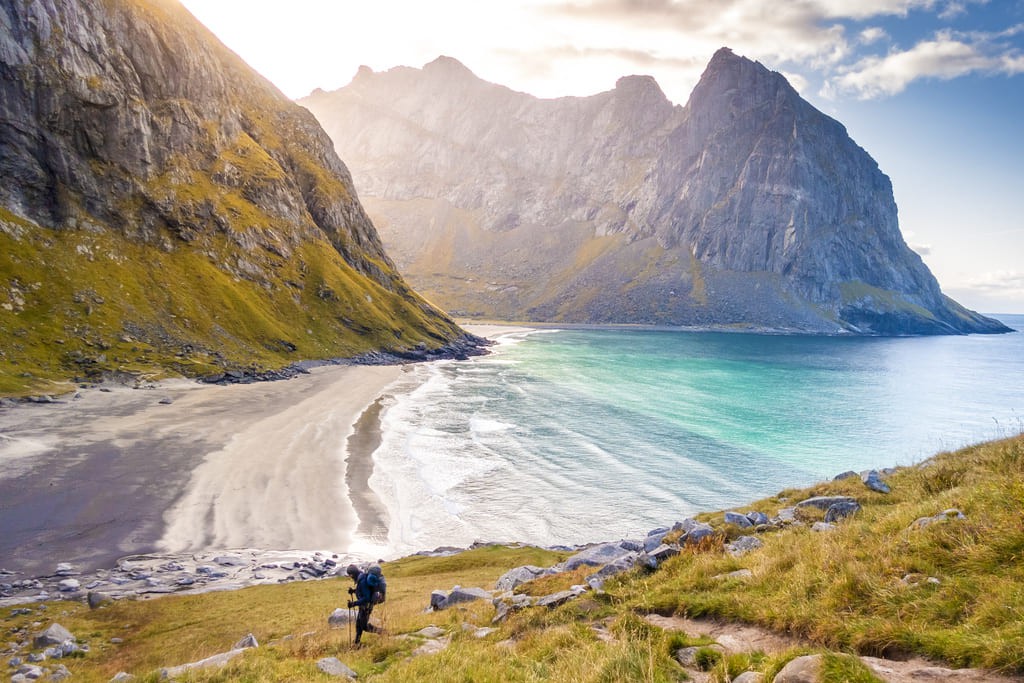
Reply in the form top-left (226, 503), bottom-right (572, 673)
top-left (369, 316), bottom-right (1024, 556)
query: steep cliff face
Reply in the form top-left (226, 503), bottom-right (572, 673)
top-left (0, 0), bottom-right (467, 394)
top-left (301, 49), bottom-right (1008, 335)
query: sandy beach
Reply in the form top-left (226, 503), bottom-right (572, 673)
top-left (0, 364), bottom-right (403, 577)
top-left (0, 324), bottom-right (525, 580)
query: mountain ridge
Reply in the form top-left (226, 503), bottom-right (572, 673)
top-left (0, 0), bottom-right (475, 396)
top-left (301, 49), bottom-right (1009, 336)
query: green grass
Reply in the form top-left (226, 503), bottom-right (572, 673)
top-left (6, 436), bottom-right (1023, 681)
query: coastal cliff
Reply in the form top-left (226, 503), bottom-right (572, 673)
top-left (301, 49), bottom-right (1010, 336)
top-left (0, 0), bottom-right (469, 395)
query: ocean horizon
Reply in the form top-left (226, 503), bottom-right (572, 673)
top-left (364, 315), bottom-right (1024, 559)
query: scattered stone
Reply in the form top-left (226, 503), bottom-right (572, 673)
top-left (833, 470), bottom-right (859, 480)
top-left (910, 509), bottom-right (966, 530)
top-left (681, 522), bottom-right (716, 545)
top-left (416, 626), bottom-right (446, 639)
top-left (438, 586), bottom-right (492, 609)
top-left (564, 543), bottom-right (633, 571)
top-left (713, 569), bottom-right (754, 582)
top-left (233, 633), bottom-right (258, 650)
top-left (795, 496), bottom-right (856, 511)
top-left (33, 624), bottom-right (75, 649)
top-left (861, 469), bottom-right (891, 494)
top-left (639, 544), bottom-right (678, 569)
top-left (811, 521), bottom-right (835, 533)
top-left (585, 555), bottom-right (637, 591)
top-left (213, 556), bottom-right (246, 567)
top-left (535, 586), bottom-right (586, 609)
top-left (328, 608), bottom-right (353, 627)
top-left (161, 647), bottom-right (249, 678)
top-left (158, 397), bottom-right (173, 405)
top-left (726, 536), bottom-right (763, 557)
top-left (50, 663), bottom-right (71, 681)
top-left (316, 657), bottom-right (357, 678)
top-left (732, 672), bottom-right (765, 683)
top-left (724, 511), bottom-right (753, 528)
top-left (824, 500), bottom-right (861, 523)
top-left (746, 511), bottom-right (769, 526)
top-left (110, 672), bottom-right (134, 681)
top-left (774, 654), bottom-right (823, 682)
top-left (494, 565), bottom-right (546, 592)
top-left (776, 508), bottom-right (797, 523)
top-left (54, 564), bottom-right (74, 576)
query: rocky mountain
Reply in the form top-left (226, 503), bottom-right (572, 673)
top-left (0, 0), bottom-right (473, 395)
top-left (301, 49), bottom-right (1009, 335)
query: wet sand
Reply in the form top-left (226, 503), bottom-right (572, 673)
top-left (0, 365), bottom-right (401, 577)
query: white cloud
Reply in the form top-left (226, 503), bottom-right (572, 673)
top-left (859, 27), bottom-right (889, 45)
top-left (780, 70), bottom-right (810, 94)
top-left (965, 270), bottom-right (1024, 295)
top-left (826, 32), bottom-right (1020, 98)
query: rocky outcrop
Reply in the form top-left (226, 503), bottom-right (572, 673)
top-left (0, 0), bottom-right (469, 394)
top-left (301, 49), bottom-right (1010, 335)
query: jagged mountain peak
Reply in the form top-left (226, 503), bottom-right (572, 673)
top-left (300, 49), bottom-right (1009, 336)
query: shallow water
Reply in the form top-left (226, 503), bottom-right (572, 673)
top-left (368, 316), bottom-right (1024, 557)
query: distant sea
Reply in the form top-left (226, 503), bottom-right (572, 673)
top-left (368, 315), bottom-right (1024, 557)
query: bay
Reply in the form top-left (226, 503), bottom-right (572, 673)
top-left (369, 315), bottom-right (1024, 557)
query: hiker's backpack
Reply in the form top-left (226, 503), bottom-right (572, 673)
top-left (371, 574), bottom-right (387, 604)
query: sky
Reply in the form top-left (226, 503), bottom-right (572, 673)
top-left (179, 0), bottom-right (1024, 314)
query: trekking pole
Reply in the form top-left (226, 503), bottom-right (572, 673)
top-left (347, 604), bottom-right (352, 645)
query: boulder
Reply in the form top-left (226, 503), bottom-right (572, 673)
top-left (724, 511), bottom-right (753, 528)
top-left (586, 554), bottom-right (638, 591)
top-left (746, 511), bottom-right (769, 526)
top-left (774, 654), bottom-right (823, 682)
top-left (833, 470), bottom-right (858, 481)
top-left (910, 508), bottom-right (966, 530)
top-left (161, 648), bottom-right (248, 678)
top-left (564, 543), bottom-right (633, 571)
top-left (88, 590), bottom-right (114, 609)
top-left (811, 522), bottom-right (835, 533)
top-left (682, 523), bottom-right (716, 545)
top-left (639, 544), bottom-right (678, 569)
top-left (316, 657), bottom-right (357, 678)
top-left (57, 578), bottom-right (80, 592)
top-left (54, 563), bottom-right (75, 576)
top-left (416, 626), bottom-right (446, 639)
top-left (726, 535), bottom-right (763, 557)
top-left (110, 673), bottom-right (134, 681)
top-left (824, 500), bottom-right (861, 523)
top-left (732, 672), bottom-right (765, 683)
top-left (429, 590), bottom-right (448, 610)
top-left (861, 470), bottom-right (891, 493)
top-left (233, 633), bottom-right (258, 649)
top-left (329, 608), bottom-right (354, 627)
top-left (494, 565), bottom-right (546, 592)
top-left (34, 623), bottom-right (75, 648)
top-left (436, 586), bottom-right (492, 609)
top-left (535, 586), bottom-right (587, 608)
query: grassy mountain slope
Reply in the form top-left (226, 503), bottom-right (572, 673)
top-left (0, 0), bottom-right (465, 397)
top-left (9, 434), bottom-right (1023, 681)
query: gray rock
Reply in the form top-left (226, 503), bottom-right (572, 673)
top-left (161, 648), bottom-right (248, 678)
top-left (416, 626), bottom-right (446, 639)
top-left (732, 672), bottom-right (764, 683)
top-left (441, 586), bottom-right (492, 608)
top-left (639, 544), bottom-right (679, 569)
top-left (745, 511), bottom-right (769, 526)
top-left (50, 663), bottom-right (72, 681)
top-left (861, 469), bottom-right (891, 494)
top-left (713, 569), bottom-right (754, 582)
top-left (811, 522), bottom-right (835, 533)
top-left (57, 578), bottom-right (80, 592)
top-left (682, 523), bottom-right (716, 545)
top-left (564, 543), bottom-right (633, 571)
top-left (494, 565), bottom-right (546, 592)
top-left (328, 608), bottom-right (353, 627)
top-left (110, 673), bottom-right (134, 681)
top-left (833, 470), bottom-right (858, 481)
top-left (776, 507), bottom-right (797, 523)
top-left (726, 535), bottom-right (763, 557)
top-left (824, 500), bottom-right (861, 523)
top-left (233, 633), bottom-right (258, 649)
top-left (535, 586), bottom-right (587, 609)
top-left (618, 538), bottom-right (645, 552)
top-left (429, 590), bottom-right (448, 610)
top-left (795, 495), bottom-right (856, 511)
top-left (774, 654), bottom-right (823, 682)
top-left (316, 657), bottom-right (357, 678)
top-left (213, 556), bottom-right (246, 567)
top-left (586, 554), bottom-right (638, 590)
top-left (910, 508), bottom-right (966, 530)
top-left (33, 624), bottom-right (75, 648)
top-left (724, 511), bottom-right (753, 528)
top-left (54, 564), bottom-right (74, 576)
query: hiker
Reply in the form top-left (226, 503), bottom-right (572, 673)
top-left (346, 563), bottom-right (386, 645)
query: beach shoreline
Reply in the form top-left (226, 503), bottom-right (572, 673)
top-left (0, 324), bottom-right (527, 583)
